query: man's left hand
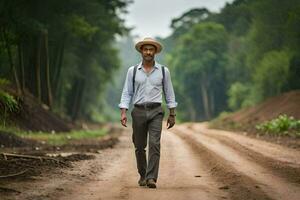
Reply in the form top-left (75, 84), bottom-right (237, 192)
top-left (167, 115), bottom-right (176, 129)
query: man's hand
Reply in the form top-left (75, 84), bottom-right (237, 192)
top-left (120, 109), bottom-right (127, 127)
top-left (167, 115), bottom-right (175, 129)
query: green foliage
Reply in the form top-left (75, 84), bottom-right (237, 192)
top-left (0, 78), bottom-right (19, 126)
top-left (216, 0), bottom-right (253, 36)
top-left (0, 0), bottom-right (130, 122)
top-left (252, 50), bottom-right (291, 101)
top-left (2, 0), bottom-right (300, 125)
top-left (285, 54), bottom-right (300, 90)
top-left (256, 115), bottom-right (300, 136)
top-left (227, 82), bottom-right (251, 110)
top-left (0, 78), bottom-right (18, 112)
top-left (0, 91), bottom-right (18, 112)
top-left (15, 129), bottom-right (107, 146)
top-left (160, 0), bottom-right (300, 122)
top-left (169, 22), bottom-right (228, 120)
top-left (0, 79), bottom-right (10, 86)
top-left (66, 15), bottom-right (99, 41)
top-left (171, 8), bottom-right (211, 38)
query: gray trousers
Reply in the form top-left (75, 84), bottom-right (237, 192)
top-left (131, 106), bottom-right (164, 182)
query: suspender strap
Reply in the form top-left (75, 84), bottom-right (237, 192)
top-left (132, 65), bottom-right (138, 94)
top-left (162, 66), bottom-right (166, 100)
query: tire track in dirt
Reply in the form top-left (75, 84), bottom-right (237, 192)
top-left (199, 130), bottom-right (300, 184)
top-left (128, 129), bottom-right (230, 200)
top-left (9, 124), bottom-right (299, 200)
top-left (164, 129), bottom-right (230, 199)
top-left (173, 124), bottom-right (300, 200)
top-left (172, 127), bottom-right (273, 200)
top-left (59, 127), bottom-right (230, 200)
top-left (192, 123), bottom-right (300, 166)
top-left (57, 134), bottom-right (133, 200)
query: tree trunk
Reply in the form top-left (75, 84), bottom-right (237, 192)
top-left (43, 30), bottom-right (53, 108)
top-left (71, 79), bottom-right (85, 121)
top-left (2, 29), bottom-right (21, 94)
top-left (185, 97), bottom-right (196, 121)
top-left (18, 42), bottom-right (25, 93)
top-left (210, 90), bottom-right (215, 117)
top-left (53, 40), bottom-right (65, 98)
top-left (35, 32), bottom-right (42, 103)
top-left (200, 79), bottom-right (211, 120)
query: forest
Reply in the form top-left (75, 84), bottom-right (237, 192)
top-left (0, 0), bottom-right (129, 123)
top-left (1, 0), bottom-right (300, 123)
top-left (162, 0), bottom-right (300, 121)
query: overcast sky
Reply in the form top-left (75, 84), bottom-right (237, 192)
top-left (123, 0), bottom-right (234, 39)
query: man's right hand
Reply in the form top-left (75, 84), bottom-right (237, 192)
top-left (120, 110), bottom-right (127, 127)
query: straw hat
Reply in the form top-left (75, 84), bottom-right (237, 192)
top-left (135, 37), bottom-right (163, 54)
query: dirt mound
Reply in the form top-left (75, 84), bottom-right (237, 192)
top-left (3, 86), bottom-right (72, 132)
top-left (229, 90), bottom-right (300, 123)
top-left (0, 131), bottom-right (37, 148)
top-left (219, 90), bottom-right (300, 132)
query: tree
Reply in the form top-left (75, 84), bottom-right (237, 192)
top-left (170, 22), bottom-right (228, 120)
top-left (0, 0), bottom-right (130, 121)
top-left (252, 50), bottom-right (291, 101)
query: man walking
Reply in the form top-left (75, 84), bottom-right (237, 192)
top-left (119, 38), bottom-right (177, 189)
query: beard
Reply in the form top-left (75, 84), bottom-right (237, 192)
top-left (143, 55), bottom-right (154, 61)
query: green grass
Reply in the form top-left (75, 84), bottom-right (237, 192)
top-left (209, 111), bottom-right (239, 129)
top-left (21, 129), bottom-right (107, 145)
top-left (0, 126), bottom-right (108, 146)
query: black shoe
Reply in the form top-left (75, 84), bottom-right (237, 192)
top-left (138, 177), bottom-right (146, 186)
top-left (146, 179), bottom-right (156, 188)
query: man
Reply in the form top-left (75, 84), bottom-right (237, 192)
top-left (119, 37), bottom-right (177, 189)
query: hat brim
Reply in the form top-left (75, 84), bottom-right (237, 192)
top-left (135, 41), bottom-right (162, 54)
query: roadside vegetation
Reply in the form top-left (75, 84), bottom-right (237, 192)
top-left (0, 79), bottom-right (19, 127)
top-left (256, 115), bottom-right (300, 137)
top-left (0, 126), bottom-right (108, 146)
top-left (210, 111), bottom-right (300, 138)
top-left (18, 129), bottom-right (107, 146)
top-left (209, 111), bottom-right (244, 132)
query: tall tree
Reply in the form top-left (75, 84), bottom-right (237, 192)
top-left (0, 0), bottom-right (130, 121)
top-left (169, 22), bottom-right (228, 120)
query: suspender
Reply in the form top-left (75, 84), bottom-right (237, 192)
top-left (132, 65), bottom-right (166, 97)
top-left (132, 65), bottom-right (138, 93)
top-left (161, 66), bottom-right (166, 97)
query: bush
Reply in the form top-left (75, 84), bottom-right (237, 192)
top-left (253, 50), bottom-right (291, 100)
top-left (256, 114), bottom-right (300, 136)
top-left (0, 78), bottom-right (19, 126)
top-left (227, 82), bottom-right (251, 110)
top-left (0, 91), bottom-right (18, 112)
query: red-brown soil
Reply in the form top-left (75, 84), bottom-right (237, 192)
top-left (211, 90), bottom-right (300, 148)
top-left (220, 90), bottom-right (300, 129)
top-left (2, 85), bottom-right (72, 132)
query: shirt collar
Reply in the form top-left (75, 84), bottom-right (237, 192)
top-left (138, 61), bottom-right (159, 70)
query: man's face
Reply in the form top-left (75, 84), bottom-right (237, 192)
top-left (141, 44), bottom-right (156, 62)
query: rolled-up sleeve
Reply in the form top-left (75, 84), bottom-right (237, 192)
top-left (164, 67), bottom-right (178, 108)
top-left (118, 67), bottom-right (134, 109)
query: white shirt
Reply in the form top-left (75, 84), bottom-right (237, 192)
top-left (119, 61), bottom-right (177, 109)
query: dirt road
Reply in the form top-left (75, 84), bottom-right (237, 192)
top-left (5, 123), bottom-right (300, 200)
